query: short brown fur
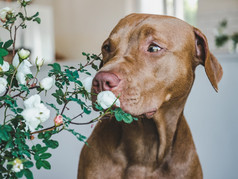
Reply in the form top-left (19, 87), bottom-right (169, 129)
top-left (78, 14), bottom-right (223, 179)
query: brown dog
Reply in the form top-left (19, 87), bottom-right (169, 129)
top-left (78, 13), bottom-right (223, 179)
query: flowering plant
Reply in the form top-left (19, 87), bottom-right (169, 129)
top-left (0, 1), bottom-right (137, 179)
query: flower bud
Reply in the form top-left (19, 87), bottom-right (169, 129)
top-left (30, 135), bottom-right (35, 140)
top-left (54, 115), bottom-right (63, 126)
top-left (0, 77), bottom-right (8, 94)
top-left (97, 91), bottom-right (120, 109)
top-left (35, 57), bottom-right (44, 70)
top-left (18, 49), bottom-right (30, 60)
top-left (40, 77), bottom-right (54, 90)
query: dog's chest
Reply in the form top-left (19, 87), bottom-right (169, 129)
top-left (120, 118), bottom-right (159, 164)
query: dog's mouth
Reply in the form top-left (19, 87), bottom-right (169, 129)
top-left (91, 91), bottom-right (157, 119)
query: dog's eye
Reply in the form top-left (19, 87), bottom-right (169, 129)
top-left (103, 44), bottom-right (111, 52)
top-left (147, 44), bottom-right (162, 53)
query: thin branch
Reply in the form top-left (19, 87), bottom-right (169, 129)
top-left (71, 111), bottom-right (85, 120)
top-left (60, 100), bottom-right (69, 115)
top-left (0, 86), bottom-right (39, 109)
top-left (31, 125), bottom-right (57, 135)
top-left (78, 53), bottom-right (102, 72)
top-left (12, 26), bottom-right (17, 57)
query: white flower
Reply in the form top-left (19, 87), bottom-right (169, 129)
top-left (82, 76), bottom-right (93, 93)
top-left (97, 91), bottom-right (120, 109)
top-left (13, 53), bottom-right (32, 85)
top-left (22, 94), bottom-right (50, 132)
top-left (0, 7), bottom-right (14, 22)
top-left (12, 53), bottom-right (20, 68)
top-left (0, 61), bottom-right (9, 72)
top-left (35, 57), bottom-right (44, 70)
top-left (40, 77), bottom-right (54, 90)
top-left (18, 49), bottom-right (30, 59)
top-left (0, 77), bottom-right (7, 94)
top-left (16, 60), bottom-right (32, 85)
top-left (24, 93), bottom-right (41, 108)
top-left (12, 158), bottom-right (23, 173)
top-left (17, 60), bottom-right (32, 74)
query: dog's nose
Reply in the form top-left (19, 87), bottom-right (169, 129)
top-left (93, 72), bottom-right (120, 92)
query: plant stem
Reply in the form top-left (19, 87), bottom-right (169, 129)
top-left (8, 62), bottom-right (21, 94)
top-left (12, 26), bottom-right (17, 58)
top-left (3, 106), bottom-right (8, 125)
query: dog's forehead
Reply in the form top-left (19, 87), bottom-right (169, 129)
top-left (109, 14), bottom-right (193, 46)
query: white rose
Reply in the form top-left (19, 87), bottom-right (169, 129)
top-left (0, 77), bottom-right (8, 94)
top-left (82, 76), bottom-right (93, 93)
top-left (40, 77), bottom-right (54, 90)
top-left (97, 91), bottom-right (120, 109)
top-left (23, 94), bottom-right (41, 108)
top-left (12, 53), bottom-right (20, 68)
top-left (0, 61), bottom-right (9, 72)
top-left (22, 108), bottom-right (41, 131)
top-left (22, 94), bottom-right (50, 132)
top-left (0, 7), bottom-right (14, 22)
top-left (12, 158), bottom-right (23, 173)
top-left (13, 53), bottom-right (32, 85)
top-left (18, 49), bottom-right (30, 60)
top-left (17, 60), bottom-right (32, 75)
top-left (16, 60), bottom-right (32, 85)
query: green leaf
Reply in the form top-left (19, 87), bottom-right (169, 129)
top-left (32, 12), bottom-right (39, 18)
top-left (16, 108), bottom-right (23, 113)
top-left (0, 48), bottom-right (8, 65)
top-left (40, 153), bottom-right (52, 160)
top-left (0, 48), bottom-right (8, 56)
top-left (41, 160), bottom-right (51, 170)
top-left (0, 127), bottom-right (10, 141)
top-left (114, 110), bottom-right (123, 122)
top-left (35, 160), bottom-right (41, 169)
top-left (113, 108), bottom-right (135, 124)
top-left (3, 40), bottom-right (13, 49)
top-left (83, 107), bottom-right (91, 114)
top-left (23, 161), bottom-right (34, 168)
top-left (122, 113), bottom-right (133, 124)
top-left (0, 42), bottom-right (3, 47)
top-left (33, 17), bottom-right (41, 24)
top-left (15, 170), bottom-right (24, 178)
top-left (46, 103), bottom-right (59, 114)
top-left (38, 132), bottom-right (44, 139)
top-left (94, 103), bottom-right (104, 111)
top-left (43, 139), bottom-right (59, 149)
top-left (0, 56), bottom-right (3, 65)
top-left (37, 146), bottom-right (48, 154)
top-left (91, 63), bottom-right (99, 71)
top-left (82, 52), bottom-right (87, 56)
top-left (66, 129), bottom-right (87, 143)
top-left (75, 80), bottom-right (83, 86)
top-left (24, 169), bottom-right (33, 179)
top-left (20, 84), bottom-right (30, 95)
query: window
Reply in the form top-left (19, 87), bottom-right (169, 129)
top-left (138, 0), bottom-right (198, 25)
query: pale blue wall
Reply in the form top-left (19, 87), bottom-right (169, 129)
top-left (185, 54), bottom-right (238, 179)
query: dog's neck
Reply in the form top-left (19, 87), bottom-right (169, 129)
top-left (153, 97), bottom-right (187, 163)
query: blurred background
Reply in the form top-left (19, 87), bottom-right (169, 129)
top-left (0, 0), bottom-right (238, 179)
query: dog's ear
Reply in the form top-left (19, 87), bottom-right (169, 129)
top-left (194, 27), bottom-right (223, 92)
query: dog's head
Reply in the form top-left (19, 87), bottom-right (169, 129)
top-left (91, 14), bottom-right (223, 118)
